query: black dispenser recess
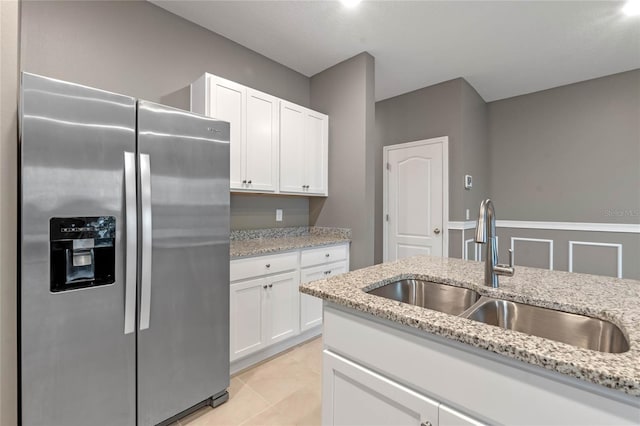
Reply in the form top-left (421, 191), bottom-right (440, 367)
top-left (50, 216), bottom-right (116, 292)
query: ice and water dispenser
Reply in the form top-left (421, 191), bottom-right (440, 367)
top-left (49, 216), bottom-right (116, 292)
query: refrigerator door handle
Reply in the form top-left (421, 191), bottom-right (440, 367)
top-left (139, 153), bottom-right (153, 330)
top-left (124, 152), bottom-right (137, 335)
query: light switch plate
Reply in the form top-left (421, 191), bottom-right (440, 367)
top-left (464, 175), bottom-right (473, 189)
top-left (276, 209), bottom-right (283, 222)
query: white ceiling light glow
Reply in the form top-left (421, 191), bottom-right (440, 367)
top-left (341, 0), bottom-right (362, 8)
top-left (623, 0), bottom-right (640, 16)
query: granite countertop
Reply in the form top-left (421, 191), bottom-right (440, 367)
top-left (300, 255), bottom-right (640, 396)
top-left (230, 226), bottom-right (351, 258)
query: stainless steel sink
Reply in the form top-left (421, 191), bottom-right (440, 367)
top-left (462, 298), bottom-right (629, 353)
top-left (367, 279), bottom-right (480, 316)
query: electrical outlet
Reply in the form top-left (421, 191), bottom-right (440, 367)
top-left (276, 209), bottom-right (283, 222)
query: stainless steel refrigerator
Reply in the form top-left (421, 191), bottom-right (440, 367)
top-left (19, 72), bottom-right (230, 426)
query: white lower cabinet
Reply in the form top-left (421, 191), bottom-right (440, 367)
top-left (300, 243), bottom-right (350, 332)
top-left (300, 261), bottom-right (347, 331)
top-left (230, 270), bottom-right (298, 362)
top-left (264, 271), bottom-right (299, 345)
top-left (324, 351), bottom-right (439, 426)
top-left (323, 306), bottom-right (640, 426)
top-left (229, 242), bottom-right (350, 367)
top-left (229, 277), bottom-right (265, 361)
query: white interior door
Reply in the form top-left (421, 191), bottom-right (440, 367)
top-left (384, 137), bottom-right (448, 261)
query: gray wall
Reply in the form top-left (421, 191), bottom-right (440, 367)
top-left (0, 1), bottom-right (19, 423)
top-left (20, 0), bottom-right (312, 230)
top-left (231, 194), bottom-right (309, 229)
top-left (375, 78), bottom-right (490, 262)
top-left (488, 69), bottom-right (640, 223)
top-left (309, 53), bottom-right (376, 271)
top-left (376, 78), bottom-right (464, 219)
top-left (461, 81), bottom-right (490, 220)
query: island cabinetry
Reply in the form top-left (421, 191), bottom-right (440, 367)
top-left (230, 252), bottom-right (299, 361)
top-left (279, 101), bottom-right (328, 196)
top-left (322, 305), bottom-right (639, 426)
top-left (300, 244), bottom-right (349, 331)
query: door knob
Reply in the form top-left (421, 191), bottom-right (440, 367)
top-left (433, 227), bottom-right (441, 235)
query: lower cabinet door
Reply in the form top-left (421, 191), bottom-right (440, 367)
top-left (323, 351), bottom-right (439, 426)
top-left (300, 261), bottom-right (348, 331)
top-left (230, 277), bottom-right (266, 361)
top-left (300, 268), bottom-right (327, 331)
top-left (265, 271), bottom-right (300, 345)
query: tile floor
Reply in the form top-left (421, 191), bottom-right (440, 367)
top-left (178, 337), bottom-right (322, 426)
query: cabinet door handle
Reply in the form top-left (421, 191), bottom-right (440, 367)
top-left (421, 422), bottom-right (433, 426)
top-left (265, 264), bottom-right (271, 268)
top-left (248, 180), bottom-right (252, 184)
top-left (242, 180), bottom-right (247, 184)
top-left (263, 285), bottom-right (268, 289)
top-left (324, 270), bottom-right (331, 275)
top-left (268, 284), bottom-right (273, 288)
top-left (325, 253), bottom-right (330, 257)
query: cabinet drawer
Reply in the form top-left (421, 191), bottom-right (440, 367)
top-left (301, 244), bottom-right (348, 268)
top-left (231, 251), bottom-right (298, 282)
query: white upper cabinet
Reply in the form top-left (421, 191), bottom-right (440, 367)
top-left (280, 100), bottom-right (328, 196)
top-left (245, 89), bottom-right (279, 192)
top-left (191, 73), bottom-right (327, 196)
top-left (191, 74), bottom-right (278, 192)
top-left (209, 76), bottom-right (246, 190)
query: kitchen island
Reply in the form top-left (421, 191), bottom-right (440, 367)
top-left (300, 255), bottom-right (640, 425)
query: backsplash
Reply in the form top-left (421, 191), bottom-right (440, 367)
top-left (230, 226), bottom-right (352, 241)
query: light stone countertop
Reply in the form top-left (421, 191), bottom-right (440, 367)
top-left (299, 255), bottom-right (640, 396)
top-left (230, 227), bottom-right (351, 259)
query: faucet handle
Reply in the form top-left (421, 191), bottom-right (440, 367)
top-left (495, 249), bottom-right (515, 277)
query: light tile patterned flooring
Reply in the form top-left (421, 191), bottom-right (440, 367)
top-left (178, 337), bottom-right (322, 426)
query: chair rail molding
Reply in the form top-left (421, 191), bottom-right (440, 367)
top-left (448, 220), bottom-right (640, 233)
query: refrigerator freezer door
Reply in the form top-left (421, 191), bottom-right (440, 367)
top-left (20, 73), bottom-right (137, 425)
top-left (136, 101), bottom-right (231, 425)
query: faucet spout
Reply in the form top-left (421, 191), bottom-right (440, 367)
top-left (475, 199), bottom-right (514, 287)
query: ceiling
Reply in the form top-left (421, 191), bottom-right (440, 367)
top-left (151, 1), bottom-right (640, 102)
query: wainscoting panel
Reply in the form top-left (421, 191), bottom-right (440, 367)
top-left (449, 222), bottom-right (639, 280)
top-left (510, 237), bottom-right (554, 270)
top-left (569, 241), bottom-right (622, 278)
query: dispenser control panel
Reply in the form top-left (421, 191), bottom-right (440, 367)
top-left (49, 216), bottom-right (116, 292)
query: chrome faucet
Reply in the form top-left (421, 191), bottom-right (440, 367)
top-left (475, 199), bottom-right (514, 287)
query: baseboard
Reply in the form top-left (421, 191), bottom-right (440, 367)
top-left (230, 327), bottom-right (322, 375)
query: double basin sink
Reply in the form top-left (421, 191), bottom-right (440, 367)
top-left (367, 279), bottom-right (629, 353)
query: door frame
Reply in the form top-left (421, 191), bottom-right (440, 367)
top-left (383, 136), bottom-right (449, 262)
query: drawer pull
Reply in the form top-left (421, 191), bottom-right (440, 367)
top-left (324, 271), bottom-right (331, 275)
top-left (265, 264), bottom-right (271, 268)
top-left (325, 253), bottom-right (330, 257)
top-left (268, 284), bottom-right (273, 288)
top-left (262, 285), bottom-right (267, 289)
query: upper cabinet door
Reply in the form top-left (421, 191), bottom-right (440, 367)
top-left (279, 101), bottom-right (306, 194)
top-left (208, 75), bottom-right (246, 190)
top-left (245, 89), bottom-right (279, 192)
top-left (305, 111), bottom-right (328, 196)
